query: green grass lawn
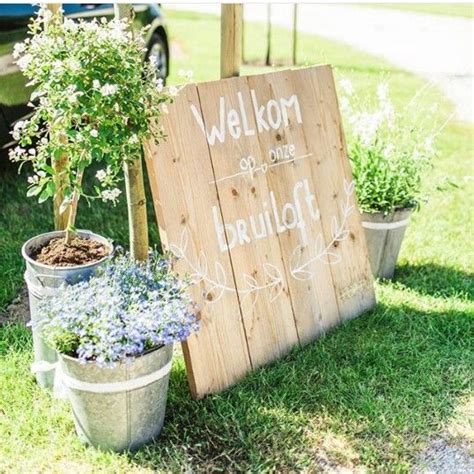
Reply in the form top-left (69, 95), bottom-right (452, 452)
top-left (364, 3), bottom-right (474, 19)
top-left (1, 9), bottom-right (473, 472)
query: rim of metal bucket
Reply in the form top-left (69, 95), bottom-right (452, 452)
top-left (361, 205), bottom-right (416, 218)
top-left (21, 229), bottom-right (114, 272)
top-left (59, 344), bottom-right (167, 367)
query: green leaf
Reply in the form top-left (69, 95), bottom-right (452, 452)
top-left (27, 186), bottom-right (42, 197)
top-left (38, 188), bottom-right (51, 204)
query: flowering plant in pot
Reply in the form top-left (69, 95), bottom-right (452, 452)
top-left (339, 79), bottom-right (444, 279)
top-left (38, 252), bottom-right (199, 452)
top-left (11, 8), bottom-right (175, 387)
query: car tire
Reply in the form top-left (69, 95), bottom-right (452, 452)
top-left (146, 33), bottom-right (168, 85)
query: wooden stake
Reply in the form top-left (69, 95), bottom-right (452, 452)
top-left (241, 5), bottom-right (245, 65)
top-left (114, 3), bottom-right (149, 261)
top-left (292, 4), bottom-right (298, 66)
top-left (220, 4), bottom-right (243, 78)
top-left (265, 4), bottom-right (272, 66)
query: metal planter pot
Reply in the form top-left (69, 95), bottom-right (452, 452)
top-left (362, 208), bottom-right (413, 280)
top-left (22, 230), bottom-right (113, 389)
top-left (59, 344), bottom-right (173, 452)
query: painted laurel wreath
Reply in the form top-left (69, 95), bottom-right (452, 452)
top-left (169, 230), bottom-right (283, 306)
top-left (169, 179), bottom-right (355, 304)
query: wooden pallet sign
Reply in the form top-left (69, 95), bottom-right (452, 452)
top-left (144, 65), bottom-right (376, 399)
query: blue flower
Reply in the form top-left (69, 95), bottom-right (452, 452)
top-left (39, 251), bottom-right (199, 367)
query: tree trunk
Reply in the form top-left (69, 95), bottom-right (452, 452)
top-left (114, 3), bottom-right (149, 261)
top-left (64, 169), bottom-right (84, 244)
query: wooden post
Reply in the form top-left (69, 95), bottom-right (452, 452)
top-left (241, 5), bottom-right (245, 65)
top-left (265, 4), bottom-right (272, 66)
top-left (114, 3), bottom-right (149, 261)
top-left (220, 4), bottom-right (242, 78)
top-left (45, 4), bottom-right (69, 231)
top-left (292, 4), bottom-right (298, 65)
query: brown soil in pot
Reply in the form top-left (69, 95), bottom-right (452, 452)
top-left (33, 236), bottom-right (109, 267)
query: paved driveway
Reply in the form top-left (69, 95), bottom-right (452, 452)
top-left (165, 3), bottom-right (473, 123)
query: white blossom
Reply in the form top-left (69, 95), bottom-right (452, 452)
top-left (100, 84), bottom-right (118, 96)
top-left (93, 79), bottom-right (101, 90)
top-left (68, 58), bottom-right (81, 71)
top-left (16, 54), bottom-right (33, 71)
top-left (12, 120), bottom-right (27, 140)
top-left (37, 6), bottom-right (53, 24)
top-left (63, 18), bottom-right (78, 31)
top-left (12, 42), bottom-right (26, 59)
top-left (128, 134), bottom-right (139, 145)
top-left (90, 129), bottom-right (98, 138)
top-left (101, 188), bottom-right (121, 202)
top-left (96, 169), bottom-right (107, 181)
top-left (9, 146), bottom-right (25, 162)
top-left (155, 78), bottom-right (164, 93)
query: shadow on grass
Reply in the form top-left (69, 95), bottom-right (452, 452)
top-left (395, 262), bottom-right (474, 301)
top-left (125, 302), bottom-right (473, 471)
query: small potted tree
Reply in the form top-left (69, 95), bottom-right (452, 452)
top-left (11, 8), bottom-right (174, 388)
top-left (39, 252), bottom-right (199, 452)
top-left (339, 79), bottom-right (443, 279)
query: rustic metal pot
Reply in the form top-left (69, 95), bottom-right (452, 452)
top-left (22, 230), bottom-right (113, 389)
top-left (59, 344), bottom-right (173, 452)
top-left (362, 208), bottom-right (414, 280)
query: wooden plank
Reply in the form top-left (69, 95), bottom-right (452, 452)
top-left (195, 77), bottom-right (300, 367)
top-left (294, 66), bottom-right (375, 319)
top-left (144, 84), bottom-right (251, 398)
top-left (247, 69), bottom-right (341, 342)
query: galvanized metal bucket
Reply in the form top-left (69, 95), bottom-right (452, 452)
top-left (59, 344), bottom-right (173, 452)
top-left (22, 230), bottom-right (113, 389)
top-left (362, 208), bottom-right (413, 280)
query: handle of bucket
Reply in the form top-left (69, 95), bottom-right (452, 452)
top-left (24, 272), bottom-right (62, 298)
top-left (34, 273), bottom-right (68, 287)
top-left (31, 360), bottom-right (68, 399)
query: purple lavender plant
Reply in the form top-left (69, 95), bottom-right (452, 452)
top-left (40, 252), bottom-right (199, 367)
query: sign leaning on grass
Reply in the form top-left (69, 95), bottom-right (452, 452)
top-left (145, 65), bottom-right (376, 399)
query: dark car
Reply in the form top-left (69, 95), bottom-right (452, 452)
top-left (0, 3), bottom-right (169, 150)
